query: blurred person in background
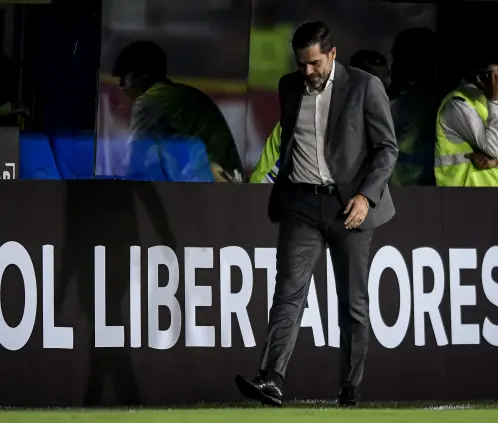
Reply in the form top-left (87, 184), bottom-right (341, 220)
top-left (389, 27), bottom-right (437, 186)
top-left (248, 1), bottom-right (294, 92)
top-left (112, 41), bottom-right (243, 182)
top-left (245, 1), bottom-right (294, 174)
top-left (435, 54), bottom-right (498, 186)
top-left (349, 50), bottom-right (390, 90)
top-left (249, 50), bottom-right (390, 184)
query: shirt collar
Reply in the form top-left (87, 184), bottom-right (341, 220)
top-left (305, 60), bottom-right (335, 94)
top-left (458, 79), bottom-right (487, 102)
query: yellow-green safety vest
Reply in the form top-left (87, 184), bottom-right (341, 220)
top-left (250, 121), bottom-right (281, 183)
top-left (435, 89), bottom-right (498, 186)
top-left (390, 127), bottom-right (426, 186)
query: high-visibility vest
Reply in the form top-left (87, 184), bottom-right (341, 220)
top-left (389, 91), bottom-right (435, 186)
top-left (390, 129), bottom-right (420, 185)
top-left (435, 88), bottom-right (498, 186)
top-left (248, 24), bottom-right (293, 91)
top-left (250, 121), bottom-right (281, 183)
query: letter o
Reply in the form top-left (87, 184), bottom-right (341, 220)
top-left (0, 241), bottom-right (37, 351)
top-left (369, 246), bottom-right (411, 349)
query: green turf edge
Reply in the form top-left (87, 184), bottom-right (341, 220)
top-left (1, 400), bottom-right (498, 410)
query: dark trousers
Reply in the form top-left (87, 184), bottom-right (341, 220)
top-left (259, 186), bottom-right (373, 389)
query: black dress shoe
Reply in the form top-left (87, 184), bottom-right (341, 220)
top-left (337, 386), bottom-right (359, 407)
top-left (235, 374), bottom-right (283, 406)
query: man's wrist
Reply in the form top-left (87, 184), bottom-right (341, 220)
top-left (357, 194), bottom-right (370, 209)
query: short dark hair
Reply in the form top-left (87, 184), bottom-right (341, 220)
top-left (466, 49), bottom-right (498, 72)
top-left (291, 21), bottom-right (335, 54)
top-left (350, 50), bottom-right (388, 71)
top-left (463, 50), bottom-right (498, 82)
top-left (112, 41), bottom-right (167, 82)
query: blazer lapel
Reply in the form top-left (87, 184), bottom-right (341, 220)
top-left (281, 78), bottom-right (304, 164)
top-left (327, 62), bottom-right (350, 139)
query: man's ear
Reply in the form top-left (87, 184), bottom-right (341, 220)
top-left (329, 47), bottom-right (337, 61)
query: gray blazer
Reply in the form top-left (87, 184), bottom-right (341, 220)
top-left (268, 62), bottom-right (399, 230)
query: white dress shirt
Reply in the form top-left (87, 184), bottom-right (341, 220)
top-left (289, 61), bottom-right (335, 185)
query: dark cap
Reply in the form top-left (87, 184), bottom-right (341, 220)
top-left (350, 50), bottom-right (387, 70)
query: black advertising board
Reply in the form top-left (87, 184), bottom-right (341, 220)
top-left (0, 182), bottom-right (496, 406)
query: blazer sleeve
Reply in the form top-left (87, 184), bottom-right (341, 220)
top-left (358, 75), bottom-right (399, 207)
top-left (277, 76), bottom-right (288, 135)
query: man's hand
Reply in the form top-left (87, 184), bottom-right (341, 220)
top-left (344, 194), bottom-right (369, 230)
top-left (465, 151), bottom-right (498, 170)
top-left (222, 168), bottom-right (244, 183)
top-left (211, 163), bottom-right (244, 183)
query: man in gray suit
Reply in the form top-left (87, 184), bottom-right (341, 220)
top-left (235, 21), bottom-right (398, 407)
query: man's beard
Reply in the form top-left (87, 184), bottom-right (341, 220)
top-left (308, 76), bottom-right (322, 87)
top-left (309, 74), bottom-right (328, 90)
top-left (307, 67), bottom-right (332, 91)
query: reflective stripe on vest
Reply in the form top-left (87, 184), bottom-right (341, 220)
top-left (435, 88), bottom-right (498, 186)
top-left (265, 158), bottom-right (280, 183)
top-left (434, 153), bottom-right (471, 167)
